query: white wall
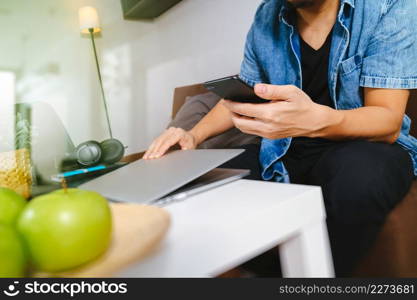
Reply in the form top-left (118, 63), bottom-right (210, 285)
top-left (0, 0), bottom-right (262, 154)
top-left (0, 72), bottom-right (16, 152)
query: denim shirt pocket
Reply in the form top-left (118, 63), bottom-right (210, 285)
top-left (339, 54), bottom-right (362, 76)
top-left (337, 54), bottom-right (363, 109)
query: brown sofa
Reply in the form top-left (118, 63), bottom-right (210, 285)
top-left (124, 85), bottom-right (417, 277)
top-left (354, 90), bottom-right (417, 277)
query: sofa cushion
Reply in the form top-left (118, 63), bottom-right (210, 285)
top-left (354, 180), bottom-right (417, 277)
top-left (168, 92), bottom-right (261, 149)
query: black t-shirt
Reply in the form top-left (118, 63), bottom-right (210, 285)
top-left (300, 31), bottom-right (334, 107)
top-left (286, 30), bottom-right (335, 159)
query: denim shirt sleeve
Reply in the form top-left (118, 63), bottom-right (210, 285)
top-left (239, 2), bottom-right (268, 87)
top-left (360, 0), bottom-right (417, 89)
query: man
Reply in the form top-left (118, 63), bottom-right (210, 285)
top-left (144, 0), bottom-right (417, 276)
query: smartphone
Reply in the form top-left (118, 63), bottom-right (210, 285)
top-left (203, 75), bottom-right (269, 104)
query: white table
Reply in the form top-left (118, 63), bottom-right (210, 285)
top-left (120, 180), bottom-right (334, 278)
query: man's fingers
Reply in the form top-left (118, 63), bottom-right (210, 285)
top-left (223, 100), bottom-right (269, 119)
top-left (224, 100), bottom-right (291, 122)
top-left (143, 142), bottom-right (156, 159)
top-left (144, 137), bottom-right (164, 159)
top-left (231, 112), bottom-right (269, 133)
top-left (254, 84), bottom-right (298, 101)
top-left (144, 128), bottom-right (179, 159)
top-left (231, 113), bottom-right (289, 139)
top-left (144, 137), bottom-right (165, 159)
top-left (157, 136), bottom-right (180, 157)
top-left (153, 129), bottom-right (183, 158)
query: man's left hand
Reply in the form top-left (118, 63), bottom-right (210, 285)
top-left (223, 84), bottom-right (333, 140)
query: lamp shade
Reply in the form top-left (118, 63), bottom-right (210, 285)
top-left (79, 6), bottom-right (101, 33)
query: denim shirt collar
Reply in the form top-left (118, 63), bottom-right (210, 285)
top-left (279, 0), bottom-right (355, 25)
top-left (343, 0), bottom-right (355, 9)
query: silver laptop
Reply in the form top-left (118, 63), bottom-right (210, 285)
top-left (155, 168), bottom-right (250, 206)
top-left (79, 149), bottom-right (246, 204)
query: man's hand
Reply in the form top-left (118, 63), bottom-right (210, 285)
top-left (143, 127), bottom-right (197, 159)
top-left (223, 84), bottom-right (336, 140)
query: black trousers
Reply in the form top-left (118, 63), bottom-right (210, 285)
top-left (220, 141), bottom-right (414, 277)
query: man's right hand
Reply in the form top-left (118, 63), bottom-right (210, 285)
top-left (143, 127), bottom-right (198, 159)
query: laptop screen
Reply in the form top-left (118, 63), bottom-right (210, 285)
top-left (13, 102), bottom-right (76, 187)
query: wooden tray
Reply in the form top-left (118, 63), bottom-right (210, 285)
top-left (35, 203), bottom-right (170, 277)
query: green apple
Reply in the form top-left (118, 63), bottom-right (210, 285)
top-left (0, 187), bottom-right (27, 226)
top-left (17, 188), bottom-right (112, 272)
top-left (0, 224), bottom-right (27, 277)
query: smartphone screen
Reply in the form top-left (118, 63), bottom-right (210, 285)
top-left (203, 75), bottom-right (269, 103)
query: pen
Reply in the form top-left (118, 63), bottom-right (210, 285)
top-left (55, 165), bottom-right (107, 179)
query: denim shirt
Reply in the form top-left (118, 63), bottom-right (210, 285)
top-left (240, 0), bottom-right (417, 183)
